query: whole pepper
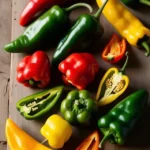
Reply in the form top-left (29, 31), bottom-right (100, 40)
top-left (121, 0), bottom-right (150, 7)
top-left (17, 51), bottom-right (51, 88)
top-left (96, 0), bottom-right (150, 56)
top-left (41, 114), bottom-right (72, 149)
top-left (16, 86), bottom-right (64, 120)
top-left (4, 3), bottom-right (92, 53)
top-left (58, 53), bottom-right (99, 90)
top-left (20, 0), bottom-right (69, 26)
top-left (6, 118), bottom-right (51, 150)
top-left (60, 90), bottom-right (97, 124)
top-left (96, 52), bottom-right (129, 106)
top-left (97, 89), bottom-right (149, 147)
top-left (52, 0), bottom-right (109, 66)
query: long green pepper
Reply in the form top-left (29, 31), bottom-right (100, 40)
top-left (4, 3), bottom-right (93, 53)
top-left (52, 0), bottom-right (109, 66)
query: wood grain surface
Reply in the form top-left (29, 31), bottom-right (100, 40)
top-left (0, 0), bottom-right (150, 150)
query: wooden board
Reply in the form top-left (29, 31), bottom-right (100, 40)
top-left (6, 0), bottom-right (150, 150)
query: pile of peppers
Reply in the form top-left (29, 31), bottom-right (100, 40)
top-left (4, 0), bottom-right (150, 149)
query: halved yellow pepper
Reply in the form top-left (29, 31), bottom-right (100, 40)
top-left (96, 52), bottom-right (129, 106)
top-left (6, 118), bottom-right (51, 150)
top-left (41, 114), bottom-right (72, 149)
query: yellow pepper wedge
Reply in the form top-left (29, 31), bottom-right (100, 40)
top-left (96, 0), bottom-right (150, 56)
top-left (96, 52), bottom-right (129, 106)
top-left (41, 114), bottom-right (72, 149)
top-left (6, 118), bottom-right (51, 150)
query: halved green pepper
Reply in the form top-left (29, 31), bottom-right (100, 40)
top-left (16, 86), bottom-right (64, 120)
top-left (60, 90), bottom-right (97, 125)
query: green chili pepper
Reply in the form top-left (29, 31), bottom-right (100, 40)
top-left (97, 89), bottom-right (149, 148)
top-left (60, 90), bottom-right (97, 125)
top-left (121, 0), bottom-right (150, 7)
top-left (16, 86), bottom-right (64, 120)
top-left (4, 3), bottom-right (93, 53)
top-left (52, 0), bottom-right (108, 66)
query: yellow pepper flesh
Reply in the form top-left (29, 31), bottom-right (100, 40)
top-left (41, 114), bottom-right (72, 149)
top-left (6, 118), bottom-right (51, 150)
top-left (96, 0), bottom-right (150, 47)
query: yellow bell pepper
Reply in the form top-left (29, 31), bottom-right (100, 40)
top-left (6, 118), bottom-right (51, 150)
top-left (41, 114), bottom-right (72, 149)
top-left (96, 0), bottom-right (150, 56)
top-left (96, 52), bottom-right (129, 106)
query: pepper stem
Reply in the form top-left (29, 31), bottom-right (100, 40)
top-left (94, 0), bottom-right (109, 19)
top-left (140, 0), bottom-right (150, 6)
top-left (41, 139), bottom-right (47, 144)
top-left (119, 52), bottom-right (129, 74)
top-left (65, 3), bottom-right (93, 13)
top-left (141, 41), bottom-right (150, 57)
top-left (29, 79), bottom-right (35, 86)
top-left (99, 131), bottom-right (111, 148)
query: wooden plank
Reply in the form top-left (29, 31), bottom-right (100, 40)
top-left (0, 0), bottom-right (11, 146)
top-left (9, 0), bottom-right (150, 150)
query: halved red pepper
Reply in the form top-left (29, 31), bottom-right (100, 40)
top-left (20, 0), bottom-right (67, 26)
top-left (76, 130), bottom-right (100, 150)
top-left (58, 53), bottom-right (99, 90)
top-left (17, 51), bottom-right (51, 88)
top-left (102, 33), bottom-right (126, 63)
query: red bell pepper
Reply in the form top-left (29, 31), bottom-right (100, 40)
top-left (76, 130), bottom-right (100, 150)
top-left (58, 53), bottom-right (99, 90)
top-left (102, 33), bottom-right (126, 63)
top-left (20, 0), bottom-right (67, 26)
top-left (17, 51), bottom-right (51, 88)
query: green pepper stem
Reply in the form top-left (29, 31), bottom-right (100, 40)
top-left (140, 0), bottom-right (150, 6)
top-left (99, 131), bottom-right (111, 148)
top-left (141, 41), bottom-right (150, 57)
top-left (94, 0), bottom-right (109, 19)
top-left (29, 79), bottom-right (35, 86)
top-left (65, 3), bottom-right (93, 13)
top-left (119, 52), bottom-right (129, 74)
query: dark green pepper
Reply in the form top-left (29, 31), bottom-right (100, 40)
top-left (52, 0), bottom-right (109, 66)
top-left (98, 89), bottom-right (149, 148)
top-left (60, 90), bottom-right (97, 125)
top-left (4, 3), bottom-right (93, 53)
top-left (16, 86), bottom-right (64, 119)
top-left (121, 0), bottom-right (150, 7)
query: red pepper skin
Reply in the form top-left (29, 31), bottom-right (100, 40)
top-left (58, 53), bottom-right (99, 90)
top-left (20, 0), bottom-right (66, 26)
top-left (102, 33), bottom-right (126, 63)
top-left (17, 51), bottom-right (51, 88)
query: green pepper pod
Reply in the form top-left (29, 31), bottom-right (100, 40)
top-left (52, 0), bottom-right (109, 66)
top-left (16, 86), bottom-right (64, 120)
top-left (97, 89), bottom-right (149, 147)
top-left (4, 3), bottom-right (93, 53)
top-left (60, 90), bottom-right (97, 125)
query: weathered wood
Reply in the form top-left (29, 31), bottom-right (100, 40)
top-left (0, 1), bottom-right (11, 149)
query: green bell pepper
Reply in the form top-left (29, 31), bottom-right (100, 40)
top-left (52, 0), bottom-right (109, 66)
top-left (121, 0), bottom-right (150, 7)
top-left (60, 90), bottom-right (97, 124)
top-left (4, 3), bottom-right (93, 53)
top-left (98, 89), bottom-right (149, 148)
top-left (16, 86), bottom-right (64, 120)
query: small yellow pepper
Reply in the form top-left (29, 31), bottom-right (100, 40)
top-left (6, 118), bottom-right (51, 150)
top-left (96, 0), bottom-right (150, 56)
top-left (41, 114), bottom-right (72, 149)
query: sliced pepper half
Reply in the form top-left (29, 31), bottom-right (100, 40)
top-left (96, 52), bottom-right (129, 106)
top-left (102, 33), bottom-right (126, 63)
top-left (16, 86), bottom-right (64, 119)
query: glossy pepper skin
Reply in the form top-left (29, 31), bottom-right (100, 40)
top-left (102, 33), bottom-right (126, 63)
top-left (96, 0), bottom-right (150, 56)
top-left (52, 0), bottom-right (109, 66)
top-left (4, 3), bottom-right (90, 53)
top-left (96, 52), bottom-right (129, 106)
top-left (16, 86), bottom-right (64, 120)
top-left (60, 90), bottom-right (97, 124)
top-left (17, 51), bottom-right (51, 88)
top-left (76, 130), bottom-right (100, 150)
top-left (20, 0), bottom-right (68, 26)
top-left (121, 0), bottom-right (150, 7)
top-left (41, 114), bottom-right (72, 149)
top-left (98, 89), bottom-right (149, 147)
top-left (6, 118), bottom-right (51, 150)
top-left (58, 53), bottom-right (99, 90)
